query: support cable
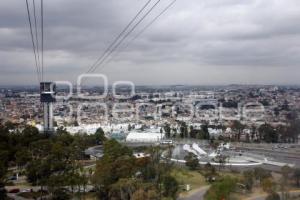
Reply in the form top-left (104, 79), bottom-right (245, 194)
top-left (25, 0), bottom-right (41, 82)
top-left (86, 0), bottom-right (153, 73)
top-left (41, 0), bottom-right (44, 81)
top-left (33, 0), bottom-right (41, 75)
top-left (87, 0), bottom-right (162, 73)
top-left (102, 0), bottom-right (177, 71)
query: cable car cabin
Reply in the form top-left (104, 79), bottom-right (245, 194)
top-left (40, 82), bottom-right (56, 102)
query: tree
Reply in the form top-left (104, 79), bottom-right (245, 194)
top-left (0, 162), bottom-right (7, 200)
top-left (15, 148), bottom-right (31, 168)
top-left (128, 124), bottom-right (132, 131)
top-left (0, 152), bottom-right (9, 170)
top-left (278, 125), bottom-right (288, 142)
top-left (164, 124), bottom-right (171, 138)
top-left (184, 153), bottom-right (199, 170)
top-left (250, 125), bottom-right (257, 142)
top-left (73, 120), bottom-right (79, 126)
top-left (109, 178), bottom-right (138, 200)
top-left (132, 189), bottom-right (147, 200)
top-left (243, 170), bottom-right (254, 191)
top-left (92, 140), bottom-right (135, 199)
top-left (189, 126), bottom-right (200, 139)
top-left (205, 176), bottom-right (236, 200)
top-left (0, 122), bottom-right (102, 199)
top-left (26, 157), bottom-right (48, 185)
top-left (169, 127), bottom-right (176, 138)
top-left (204, 162), bottom-right (216, 176)
top-left (94, 127), bottom-right (106, 144)
top-left (201, 124), bottom-right (210, 140)
top-left (266, 192), bottom-right (280, 200)
top-left (4, 121), bottom-right (17, 131)
top-left (231, 120), bottom-right (245, 142)
top-left (281, 165), bottom-right (292, 177)
top-left (254, 167), bottom-right (272, 183)
top-left (287, 118), bottom-right (300, 143)
top-left (261, 178), bottom-right (276, 193)
top-left (20, 125), bottom-right (43, 146)
top-left (132, 187), bottom-right (159, 200)
top-left (0, 183), bottom-right (6, 200)
top-left (179, 122), bottom-right (188, 138)
top-left (258, 123), bottom-right (278, 143)
top-left (280, 165), bottom-right (292, 200)
top-left (26, 133), bottom-right (84, 198)
top-left (293, 168), bottom-right (300, 187)
top-left (52, 188), bottom-right (71, 200)
top-left (163, 176), bottom-right (179, 199)
top-left (103, 139), bottom-right (133, 160)
top-left (215, 155), bottom-right (227, 171)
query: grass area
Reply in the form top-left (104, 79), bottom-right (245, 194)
top-left (231, 187), bottom-right (265, 200)
top-left (219, 171), bottom-right (243, 179)
top-left (171, 167), bottom-right (207, 194)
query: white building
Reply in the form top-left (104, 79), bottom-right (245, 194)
top-left (126, 131), bottom-right (164, 143)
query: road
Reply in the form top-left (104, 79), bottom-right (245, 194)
top-left (236, 144), bottom-right (300, 168)
top-left (244, 190), bottom-right (300, 200)
top-left (7, 193), bottom-right (27, 200)
top-left (177, 186), bottom-right (300, 200)
top-left (178, 186), bottom-right (210, 200)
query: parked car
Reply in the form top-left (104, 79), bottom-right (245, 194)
top-left (8, 188), bottom-right (20, 193)
top-left (21, 188), bottom-right (32, 193)
top-left (37, 189), bottom-right (48, 194)
top-left (8, 176), bottom-right (17, 181)
top-left (88, 188), bottom-right (96, 193)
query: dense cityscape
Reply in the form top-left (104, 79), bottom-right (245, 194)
top-left (1, 85), bottom-right (300, 200)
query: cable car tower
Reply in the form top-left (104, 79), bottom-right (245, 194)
top-left (25, 0), bottom-right (57, 134)
top-left (40, 82), bottom-right (56, 134)
top-left (24, 0), bottom-right (177, 135)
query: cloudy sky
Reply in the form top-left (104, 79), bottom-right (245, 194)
top-left (1, 0), bottom-right (300, 85)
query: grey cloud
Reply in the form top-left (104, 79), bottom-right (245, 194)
top-left (0, 0), bottom-right (300, 85)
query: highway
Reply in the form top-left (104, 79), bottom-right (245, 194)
top-left (236, 146), bottom-right (300, 169)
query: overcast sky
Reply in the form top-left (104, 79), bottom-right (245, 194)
top-left (1, 0), bottom-right (300, 85)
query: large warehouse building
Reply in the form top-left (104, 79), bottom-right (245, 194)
top-left (126, 131), bottom-right (164, 143)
